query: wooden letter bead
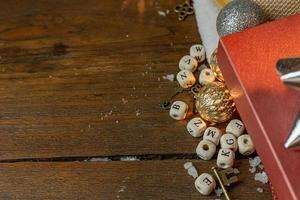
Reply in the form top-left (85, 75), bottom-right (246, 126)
top-left (190, 44), bottom-right (206, 63)
top-left (187, 117), bottom-right (207, 137)
top-left (169, 101), bottom-right (188, 120)
top-left (199, 68), bottom-right (216, 85)
top-left (220, 133), bottom-right (238, 152)
top-left (195, 173), bottom-right (216, 195)
top-left (203, 127), bottom-right (222, 145)
top-left (179, 55), bottom-right (198, 72)
top-left (217, 148), bottom-right (235, 169)
top-left (176, 70), bottom-right (196, 89)
top-left (238, 134), bottom-right (255, 155)
top-left (196, 140), bottom-right (216, 160)
top-left (226, 119), bottom-right (245, 137)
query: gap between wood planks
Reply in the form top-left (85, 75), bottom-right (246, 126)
top-left (0, 152), bottom-right (256, 163)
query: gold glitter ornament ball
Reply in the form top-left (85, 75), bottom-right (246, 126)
top-left (195, 82), bottom-right (236, 123)
top-left (210, 49), bottom-right (224, 82)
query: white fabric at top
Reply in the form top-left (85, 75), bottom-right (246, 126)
top-left (193, 0), bottom-right (220, 61)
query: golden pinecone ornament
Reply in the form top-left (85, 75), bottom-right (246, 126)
top-left (195, 82), bottom-right (236, 123)
top-left (210, 49), bottom-right (224, 82)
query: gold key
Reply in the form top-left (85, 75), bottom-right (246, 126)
top-left (174, 0), bottom-right (194, 21)
top-left (212, 167), bottom-right (239, 200)
top-left (190, 84), bottom-right (202, 97)
top-left (218, 167), bottom-right (239, 186)
top-left (190, 84), bottom-right (201, 114)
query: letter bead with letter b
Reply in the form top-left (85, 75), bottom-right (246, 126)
top-left (169, 101), bottom-right (188, 120)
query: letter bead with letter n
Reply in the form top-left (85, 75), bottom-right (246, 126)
top-left (176, 70), bottom-right (196, 89)
top-left (186, 117), bottom-right (207, 137)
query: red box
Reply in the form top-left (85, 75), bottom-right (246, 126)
top-left (218, 14), bottom-right (300, 200)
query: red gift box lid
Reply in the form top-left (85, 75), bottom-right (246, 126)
top-left (218, 14), bottom-right (300, 200)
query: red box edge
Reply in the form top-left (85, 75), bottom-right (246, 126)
top-left (217, 39), bottom-right (296, 200)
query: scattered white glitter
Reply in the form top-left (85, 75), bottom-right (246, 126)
top-left (183, 162), bottom-right (198, 178)
top-left (126, 34), bottom-right (129, 38)
top-left (214, 187), bottom-right (223, 197)
top-left (116, 120), bottom-right (119, 124)
top-left (120, 156), bottom-right (139, 161)
top-left (249, 156), bottom-right (261, 173)
top-left (122, 98), bottom-right (128, 104)
top-left (233, 168), bottom-right (240, 174)
top-left (49, 75), bottom-right (53, 78)
top-left (118, 185), bottom-right (126, 193)
top-left (162, 74), bottom-right (175, 82)
top-left (183, 162), bottom-right (192, 169)
top-left (100, 111), bottom-right (114, 121)
top-left (158, 10), bottom-right (166, 16)
top-left (249, 156), bottom-right (261, 167)
top-left (166, 9), bottom-right (170, 14)
top-left (144, 94), bottom-right (147, 97)
top-left (135, 109), bottom-right (141, 117)
top-left (257, 187), bottom-right (264, 193)
top-left (249, 167), bottom-right (256, 173)
top-left (254, 171), bottom-right (269, 184)
top-left (158, 77), bottom-right (161, 81)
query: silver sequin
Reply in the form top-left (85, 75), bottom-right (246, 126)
top-left (216, 0), bottom-right (266, 37)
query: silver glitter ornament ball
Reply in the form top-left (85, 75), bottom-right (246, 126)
top-left (216, 0), bottom-right (266, 37)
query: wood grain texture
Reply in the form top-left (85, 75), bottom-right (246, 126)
top-left (0, 0), bottom-right (202, 159)
top-left (0, 1), bottom-right (273, 199)
top-left (0, 160), bottom-right (272, 200)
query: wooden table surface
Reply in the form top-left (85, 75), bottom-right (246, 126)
top-left (0, 0), bottom-right (272, 199)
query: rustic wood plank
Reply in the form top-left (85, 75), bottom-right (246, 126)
top-left (0, 160), bottom-right (272, 199)
top-left (0, 0), bottom-right (204, 159)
